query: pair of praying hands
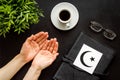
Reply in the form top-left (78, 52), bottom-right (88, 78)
top-left (20, 31), bottom-right (59, 71)
top-left (0, 31), bottom-right (59, 80)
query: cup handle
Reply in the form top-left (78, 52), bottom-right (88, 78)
top-left (66, 22), bottom-right (70, 28)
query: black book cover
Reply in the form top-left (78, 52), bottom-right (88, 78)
top-left (53, 32), bottom-right (115, 80)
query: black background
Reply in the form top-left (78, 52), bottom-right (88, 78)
top-left (0, 0), bottom-right (120, 80)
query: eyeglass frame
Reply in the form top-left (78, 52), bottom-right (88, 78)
top-left (89, 21), bottom-right (117, 40)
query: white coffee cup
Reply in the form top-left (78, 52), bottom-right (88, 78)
top-left (58, 9), bottom-right (71, 27)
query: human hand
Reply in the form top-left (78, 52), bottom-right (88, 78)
top-left (32, 38), bottom-right (59, 70)
top-left (20, 32), bottom-right (48, 63)
top-left (33, 32), bottom-right (49, 49)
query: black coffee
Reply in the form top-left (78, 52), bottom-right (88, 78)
top-left (59, 10), bottom-right (70, 21)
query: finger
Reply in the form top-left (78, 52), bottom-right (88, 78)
top-left (48, 39), bottom-right (54, 52)
top-left (36, 32), bottom-right (48, 43)
top-left (39, 40), bottom-right (47, 50)
top-left (33, 31), bottom-right (44, 41)
top-left (27, 35), bottom-right (34, 43)
top-left (49, 38), bottom-right (56, 53)
top-left (35, 32), bottom-right (45, 42)
top-left (52, 53), bottom-right (59, 62)
top-left (55, 53), bottom-right (59, 57)
top-left (41, 40), bottom-right (49, 50)
top-left (52, 42), bottom-right (59, 54)
top-left (38, 34), bottom-right (48, 45)
top-left (46, 40), bottom-right (51, 50)
top-left (46, 39), bottom-right (53, 50)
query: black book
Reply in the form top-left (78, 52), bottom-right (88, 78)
top-left (53, 32), bottom-right (115, 80)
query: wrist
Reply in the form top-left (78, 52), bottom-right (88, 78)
top-left (31, 65), bottom-right (42, 73)
top-left (17, 54), bottom-right (28, 65)
top-left (23, 65), bottom-right (42, 80)
top-left (31, 64), bottom-right (43, 71)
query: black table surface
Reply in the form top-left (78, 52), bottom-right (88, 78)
top-left (0, 0), bottom-right (120, 80)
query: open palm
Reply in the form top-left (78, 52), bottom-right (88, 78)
top-left (20, 32), bottom-right (48, 63)
top-left (32, 39), bottom-right (59, 70)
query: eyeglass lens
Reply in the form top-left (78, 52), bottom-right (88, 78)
top-left (90, 21), bottom-right (103, 32)
top-left (103, 29), bottom-right (117, 40)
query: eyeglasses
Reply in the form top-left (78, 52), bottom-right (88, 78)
top-left (89, 21), bottom-right (117, 40)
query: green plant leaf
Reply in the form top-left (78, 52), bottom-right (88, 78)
top-left (19, 17), bottom-right (25, 25)
top-left (0, 0), bottom-right (44, 37)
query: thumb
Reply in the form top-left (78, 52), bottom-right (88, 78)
top-left (52, 53), bottom-right (59, 61)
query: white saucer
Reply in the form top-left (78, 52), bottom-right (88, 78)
top-left (50, 2), bottom-right (79, 31)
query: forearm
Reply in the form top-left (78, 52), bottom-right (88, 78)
top-left (0, 54), bottom-right (27, 80)
top-left (23, 65), bottom-right (42, 80)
